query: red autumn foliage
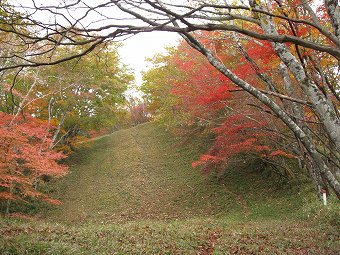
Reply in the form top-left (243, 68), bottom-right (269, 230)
top-left (169, 39), bottom-right (237, 117)
top-left (268, 150), bottom-right (298, 159)
top-left (166, 33), bottom-right (297, 174)
top-left (192, 114), bottom-right (271, 173)
top-left (0, 112), bottom-right (68, 205)
top-left (128, 103), bottom-right (150, 126)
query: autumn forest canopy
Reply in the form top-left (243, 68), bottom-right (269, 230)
top-left (0, 0), bottom-right (339, 217)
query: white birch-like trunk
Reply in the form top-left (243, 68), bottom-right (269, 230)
top-left (325, 0), bottom-right (340, 39)
top-left (50, 111), bottom-right (67, 149)
top-left (181, 30), bottom-right (340, 198)
top-left (10, 71), bottom-right (39, 124)
top-left (256, 4), bottom-right (340, 152)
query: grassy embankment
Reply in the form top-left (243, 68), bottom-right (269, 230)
top-left (0, 122), bottom-right (339, 254)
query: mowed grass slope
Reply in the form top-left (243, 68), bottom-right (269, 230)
top-left (1, 122), bottom-right (339, 254)
top-left (47, 122), bottom-right (243, 223)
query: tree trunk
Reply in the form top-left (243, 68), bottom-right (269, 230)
top-left (180, 31), bottom-right (340, 198)
top-left (325, 0), bottom-right (340, 40)
top-left (254, 1), bottom-right (340, 152)
top-left (50, 111), bottom-right (67, 149)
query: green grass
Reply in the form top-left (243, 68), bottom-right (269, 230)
top-left (1, 217), bottom-right (338, 254)
top-left (1, 122), bottom-right (339, 254)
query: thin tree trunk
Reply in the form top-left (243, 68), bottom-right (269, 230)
top-left (254, 1), bottom-right (340, 152)
top-left (50, 111), bottom-right (67, 149)
top-left (179, 31), bottom-right (340, 198)
top-left (5, 182), bottom-right (13, 215)
top-left (10, 71), bottom-right (39, 124)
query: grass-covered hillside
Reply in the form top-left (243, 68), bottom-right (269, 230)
top-left (1, 123), bottom-right (339, 254)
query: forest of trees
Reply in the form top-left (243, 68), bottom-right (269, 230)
top-left (0, 0), bottom-right (339, 212)
top-left (0, 3), bottom-right (137, 211)
top-left (0, 46), bottom-right (136, 211)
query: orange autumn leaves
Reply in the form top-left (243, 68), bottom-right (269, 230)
top-left (0, 112), bottom-right (68, 205)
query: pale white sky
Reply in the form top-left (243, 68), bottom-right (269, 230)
top-left (118, 32), bottom-right (180, 87)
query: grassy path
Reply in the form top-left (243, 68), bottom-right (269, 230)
top-left (1, 123), bottom-right (339, 254)
top-left (48, 123), bottom-right (238, 223)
